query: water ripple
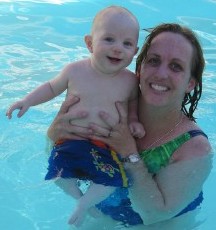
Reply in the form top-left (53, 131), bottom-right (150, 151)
top-left (1, 1), bottom-right (216, 229)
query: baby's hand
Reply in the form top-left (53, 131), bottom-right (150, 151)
top-left (129, 121), bottom-right (145, 139)
top-left (6, 100), bottom-right (29, 119)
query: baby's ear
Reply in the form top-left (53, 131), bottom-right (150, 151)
top-left (84, 35), bottom-right (93, 53)
top-left (135, 46), bottom-right (139, 55)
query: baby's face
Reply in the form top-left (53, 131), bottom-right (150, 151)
top-left (89, 10), bottom-right (139, 74)
top-left (93, 10), bottom-right (139, 51)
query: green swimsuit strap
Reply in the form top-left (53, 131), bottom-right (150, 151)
top-left (140, 130), bottom-right (207, 174)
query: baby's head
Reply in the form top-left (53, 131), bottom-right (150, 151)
top-left (91, 6), bottom-right (139, 42)
top-left (85, 6), bottom-right (139, 74)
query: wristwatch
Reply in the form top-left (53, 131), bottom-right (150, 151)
top-left (122, 153), bottom-right (141, 163)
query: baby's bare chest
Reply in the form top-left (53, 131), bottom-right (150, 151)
top-left (68, 74), bottom-right (135, 104)
top-left (66, 75), bottom-right (134, 127)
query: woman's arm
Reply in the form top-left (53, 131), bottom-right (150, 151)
top-left (88, 102), bottom-right (213, 225)
top-left (126, 152), bottom-right (212, 224)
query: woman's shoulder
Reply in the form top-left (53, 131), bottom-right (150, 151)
top-left (173, 123), bottom-right (212, 161)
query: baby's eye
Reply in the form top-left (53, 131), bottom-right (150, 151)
top-left (170, 62), bottom-right (183, 72)
top-left (104, 37), bottom-right (114, 42)
top-left (124, 41), bottom-right (133, 47)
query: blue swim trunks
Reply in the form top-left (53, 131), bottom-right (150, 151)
top-left (45, 139), bottom-right (128, 187)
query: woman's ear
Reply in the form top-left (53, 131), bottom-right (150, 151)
top-left (186, 77), bottom-right (196, 93)
top-left (84, 35), bottom-right (93, 53)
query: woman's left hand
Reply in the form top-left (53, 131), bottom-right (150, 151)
top-left (89, 102), bottom-right (138, 157)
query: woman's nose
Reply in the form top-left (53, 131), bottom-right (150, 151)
top-left (155, 64), bottom-right (168, 79)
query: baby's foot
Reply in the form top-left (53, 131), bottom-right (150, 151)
top-left (68, 206), bottom-right (87, 227)
top-left (88, 206), bottom-right (102, 218)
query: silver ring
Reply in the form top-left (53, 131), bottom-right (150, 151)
top-left (108, 129), bottom-right (112, 137)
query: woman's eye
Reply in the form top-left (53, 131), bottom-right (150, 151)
top-left (170, 63), bottom-right (183, 72)
top-left (146, 57), bottom-right (159, 66)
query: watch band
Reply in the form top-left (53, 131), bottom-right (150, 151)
top-left (122, 153), bottom-right (141, 163)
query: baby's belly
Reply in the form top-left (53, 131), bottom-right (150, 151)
top-left (68, 102), bottom-right (120, 128)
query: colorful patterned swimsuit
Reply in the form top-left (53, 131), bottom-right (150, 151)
top-left (96, 130), bottom-right (208, 226)
top-left (45, 139), bottom-right (128, 187)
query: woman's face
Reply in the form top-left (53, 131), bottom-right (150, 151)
top-left (139, 32), bottom-right (196, 109)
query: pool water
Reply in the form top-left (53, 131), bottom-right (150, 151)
top-left (0, 0), bottom-right (216, 229)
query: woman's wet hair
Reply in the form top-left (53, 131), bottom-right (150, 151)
top-left (136, 23), bottom-right (205, 121)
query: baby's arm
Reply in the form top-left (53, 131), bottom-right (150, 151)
top-left (6, 64), bottom-right (70, 119)
top-left (128, 74), bottom-right (145, 138)
top-left (6, 82), bottom-right (56, 119)
top-left (128, 99), bottom-right (145, 138)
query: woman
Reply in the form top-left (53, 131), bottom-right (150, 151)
top-left (47, 23), bottom-right (212, 229)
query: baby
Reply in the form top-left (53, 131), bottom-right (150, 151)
top-left (6, 5), bottom-right (145, 227)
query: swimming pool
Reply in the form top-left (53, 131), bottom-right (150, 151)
top-left (0, 0), bottom-right (216, 229)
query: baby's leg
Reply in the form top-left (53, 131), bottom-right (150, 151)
top-left (68, 182), bottom-right (115, 227)
top-left (55, 178), bottom-right (100, 220)
top-left (55, 178), bottom-right (82, 199)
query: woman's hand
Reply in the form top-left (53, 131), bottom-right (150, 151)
top-left (89, 102), bottom-right (138, 157)
top-left (47, 95), bottom-right (92, 142)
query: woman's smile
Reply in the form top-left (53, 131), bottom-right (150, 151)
top-left (150, 83), bottom-right (169, 92)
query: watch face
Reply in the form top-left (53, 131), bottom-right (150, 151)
top-left (122, 153), bottom-right (141, 163)
top-left (129, 154), bottom-right (140, 163)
